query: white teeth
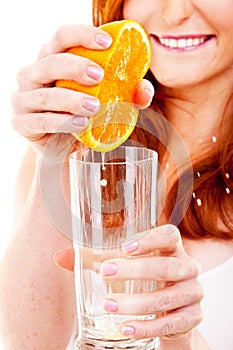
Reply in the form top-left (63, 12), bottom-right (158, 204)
top-left (187, 38), bottom-right (193, 47)
top-left (178, 38), bottom-right (186, 48)
top-left (159, 36), bottom-right (206, 49)
top-left (170, 39), bottom-right (177, 48)
top-left (193, 38), bottom-right (199, 45)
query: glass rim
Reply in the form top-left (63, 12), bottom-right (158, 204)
top-left (69, 146), bottom-right (158, 165)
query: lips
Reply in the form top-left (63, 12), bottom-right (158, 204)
top-left (151, 34), bottom-right (214, 50)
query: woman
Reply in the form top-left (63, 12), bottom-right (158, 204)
top-left (0, 0), bottom-right (233, 349)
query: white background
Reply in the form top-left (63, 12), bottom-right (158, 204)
top-left (0, 1), bottom-right (92, 348)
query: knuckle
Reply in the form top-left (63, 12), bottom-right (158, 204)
top-left (159, 322), bottom-right (173, 337)
top-left (11, 112), bottom-right (27, 136)
top-left (166, 224), bottom-right (181, 242)
top-left (11, 113), bottom-right (20, 131)
top-left (54, 25), bottom-right (66, 46)
top-left (36, 54), bottom-right (57, 80)
top-left (136, 325), bottom-right (153, 340)
top-left (193, 279), bottom-right (205, 301)
top-left (183, 303), bottom-right (203, 329)
top-left (38, 43), bottom-right (48, 59)
top-left (198, 285), bottom-right (205, 301)
top-left (157, 295), bottom-right (173, 311)
top-left (189, 258), bottom-right (201, 277)
top-left (182, 290), bottom-right (196, 306)
top-left (139, 298), bottom-right (153, 315)
top-left (191, 304), bottom-right (203, 327)
top-left (178, 289), bottom-right (196, 308)
top-left (16, 66), bottom-right (29, 85)
top-left (33, 114), bottom-right (47, 132)
top-left (10, 91), bottom-right (19, 109)
top-left (37, 90), bottom-right (50, 110)
top-left (157, 260), bottom-right (174, 280)
top-left (10, 91), bottom-right (25, 114)
top-left (194, 260), bottom-right (202, 275)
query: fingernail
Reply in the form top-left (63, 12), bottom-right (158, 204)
top-left (96, 33), bottom-right (112, 48)
top-left (122, 326), bottom-right (136, 335)
top-left (53, 250), bottom-right (64, 264)
top-left (72, 116), bottom-right (88, 126)
top-left (101, 262), bottom-right (117, 276)
top-left (87, 65), bottom-right (104, 81)
top-left (104, 299), bottom-right (118, 312)
top-left (144, 87), bottom-right (154, 101)
top-left (122, 231), bottom-right (147, 253)
top-left (82, 97), bottom-right (100, 113)
top-left (122, 240), bottom-right (138, 254)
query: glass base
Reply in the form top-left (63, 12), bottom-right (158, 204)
top-left (74, 336), bottom-right (160, 349)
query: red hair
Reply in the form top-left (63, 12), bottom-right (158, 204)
top-left (92, 0), bottom-right (233, 239)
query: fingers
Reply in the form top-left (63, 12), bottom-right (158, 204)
top-left (12, 88), bottom-right (100, 116)
top-left (17, 53), bottom-right (105, 92)
top-left (103, 278), bottom-right (204, 315)
top-left (12, 24), bottom-right (112, 150)
top-left (11, 86), bottom-right (102, 139)
top-left (101, 254), bottom-right (199, 282)
top-left (101, 226), bottom-right (200, 281)
top-left (11, 112), bottom-right (88, 140)
top-left (133, 79), bottom-right (155, 108)
top-left (120, 303), bottom-right (203, 340)
top-left (100, 225), bottom-right (203, 340)
top-left (53, 249), bottom-right (74, 272)
top-left (38, 24), bottom-right (113, 58)
top-left (122, 225), bottom-right (183, 256)
top-left (16, 24), bottom-right (112, 92)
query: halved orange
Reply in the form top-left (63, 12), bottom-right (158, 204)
top-left (56, 20), bottom-right (152, 152)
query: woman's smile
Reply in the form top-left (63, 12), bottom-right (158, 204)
top-left (151, 34), bottom-right (215, 52)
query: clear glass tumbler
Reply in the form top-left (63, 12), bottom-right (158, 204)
top-left (69, 146), bottom-right (160, 350)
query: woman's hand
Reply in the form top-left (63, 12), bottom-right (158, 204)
top-left (54, 224), bottom-right (204, 343)
top-left (100, 224), bottom-right (204, 341)
top-left (11, 25), bottom-right (111, 157)
top-left (11, 24), bottom-right (154, 159)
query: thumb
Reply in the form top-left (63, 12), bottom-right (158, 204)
top-left (133, 79), bottom-right (154, 108)
top-left (53, 248), bottom-right (75, 272)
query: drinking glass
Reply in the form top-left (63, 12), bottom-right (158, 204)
top-left (69, 146), bottom-right (160, 350)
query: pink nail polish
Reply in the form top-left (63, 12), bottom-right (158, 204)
top-left (122, 240), bottom-right (139, 254)
top-left (101, 262), bottom-right (117, 276)
top-left (72, 116), bottom-right (88, 126)
top-left (82, 98), bottom-right (100, 113)
top-left (144, 87), bottom-right (154, 101)
top-left (87, 65), bottom-right (104, 81)
top-left (104, 299), bottom-right (118, 312)
top-left (122, 326), bottom-right (136, 335)
top-left (96, 34), bottom-right (112, 48)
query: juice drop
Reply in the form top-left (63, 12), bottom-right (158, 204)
top-left (101, 152), bottom-right (106, 171)
top-left (100, 179), bottom-right (107, 187)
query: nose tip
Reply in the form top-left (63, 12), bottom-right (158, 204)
top-left (162, 0), bottom-right (194, 26)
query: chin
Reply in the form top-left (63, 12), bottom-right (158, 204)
top-left (152, 68), bottom-right (199, 89)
